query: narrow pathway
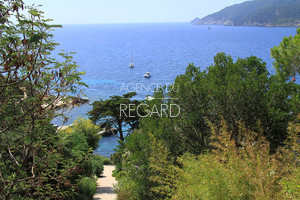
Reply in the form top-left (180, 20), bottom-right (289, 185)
top-left (93, 165), bottom-right (117, 200)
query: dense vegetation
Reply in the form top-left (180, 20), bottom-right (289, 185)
top-left (59, 118), bottom-right (104, 200)
top-left (107, 30), bottom-right (300, 200)
top-left (192, 0), bottom-right (300, 27)
top-left (0, 1), bottom-right (103, 199)
top-left (1, 0), bottom-right (299, 199)
top-left (271, 28), bottom-right (300, 81)
top-left (88, 92), bottom-right (142, 142)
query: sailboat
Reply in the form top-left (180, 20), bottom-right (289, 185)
top-left (129, 50), bottom-right (134, 68)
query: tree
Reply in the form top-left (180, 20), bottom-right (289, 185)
top-left (0, 1), bottom-right (86, 199)
top-left (88, 92), bottom-right (142, 142)
top-left (271, 28), bottom-right (300, 81)
top-left (123, 53), bottom-right (298, 173)
top-left (170, 53), bottom-right (298, 151)
top-left (113, 53), bottom-right (299, 200)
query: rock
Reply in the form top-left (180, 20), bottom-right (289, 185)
top-left (42, 96), bottom-right (89, 111)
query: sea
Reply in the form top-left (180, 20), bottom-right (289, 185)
top-left (51, 22), bottom-right (298, 157)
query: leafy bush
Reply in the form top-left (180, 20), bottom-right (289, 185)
top-left (115, 176), bottom-right (138, 200)
top-left (92, 155), bottom-right (105, 177)
top-left (69, 118), bottom-right (102, 150)
top-left (113, 52), bottom-right (299, 200)
top-left (58, 118), bottom-right (104, 198)
top-left (281, 167), bottom-right (300, 199)
top-left (173, 119), bottom-right (299, 200)
top-left (76, 177), bottom-right (97, 200)
top-left (63, 129), bottom-right (90, 160)
top-left (114, 131), bottom-right (179, 200)
top-left (114, 170), bottom-right (128, 180)
top-left (113, 130), bottom-right (154, 199)
top-left (97, 155), bottom-right (113, 165)
top-left (137, 53), bottom-right (298, 162)
top-left (148, 135), bottom-right (179, 199)
top-left (103, 157), bottom-right (113, 165)
top-left (0, 1), bottom-right (86, 199)
top-left (81, 159), bottom-right (94, 177)
top-left (60, 117), bottom-right (102, 161)
top-left (279, 116), bottom-right (300, 199)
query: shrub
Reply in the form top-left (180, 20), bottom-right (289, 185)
top-left (92, 155), bottom-right (104, 177)
top-left (281, 167), bottom-right (300, 199)
top-left (115, 176), bottom-right (138, 200)
top-left (60, 118), bottom-right (101, 161)
top-left (99, 155), bottom-right (113, 165)
top-left (148, 135), bottom-right (179, 200)
top-left (75, 194), bottom-right (90, 200)
top-left (173, 119), bottom-right (299, 200)
top-left (279, 117), bottom-right (300, 199)
top-left (76, 177), bottom-right (97, 200)
top-left (173, 153), bottom-right (230, 200)
top-left (59, 118), bottom-right (104, 179)
top-left (114, 170), bottom-right (128, 180)
top-left (114, 130), bottom-right (154, 199)
top-left (65, 131), bottom-right (90, 160)
top-left (79, 155), bottom-right (104, 178)
top-left (113, 52), bottom-right (299, 200)
top-left (70, 118), bottom-right (102, 150)
top-left (82, 159), bottom-right (94, 177)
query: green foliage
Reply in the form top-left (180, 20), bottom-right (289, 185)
top-left (61, 118), bottom-right (101, 159)
top-left (59, 118), bottom-right (103, 180)
top-left (114, 130), bottom-right (153, 199)
top-left (88, 92), bottom-right (141, 141)
top-left (271, 28), bottom-right (300, 80)
top-left (114, 131), bottom-right (179, 200)
top-left (64, 128), bottom-right (90, 160)
top-left (92, 155), bottom-right (104, 177)
top-left (0, 1), bottom-right (87, 199)
top-left (279, 116), bottom-right (300, 199)
top-left (76, 177), bottom-right (97, 200)
top-left (173, 119), bottom-right (299, 200)
top-left (281, 167), bottom-right (300, 199)
top-left (64, 118), bottom-right (102, 150)
top-left (171, 53), bottom-right (298, 151)
top-left (115, 52), bottom-right (298, 200)
top-left (148, 135), bottom-right (179, 200)
top-left (174, 153), bottom-right (231, 200)
top-left (99, 155), bottom-right (113, 165)
top-left (115, 175), bottom-right (138, 200)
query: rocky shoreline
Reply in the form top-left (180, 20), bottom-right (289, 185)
top-left (191, 17), bottom-right (300, 27)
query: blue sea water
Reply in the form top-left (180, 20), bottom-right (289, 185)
top-left (51, 23), bottom-right (298, 157)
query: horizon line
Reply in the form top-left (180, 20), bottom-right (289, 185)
top-left (58, 21), bottom-right (191, 26)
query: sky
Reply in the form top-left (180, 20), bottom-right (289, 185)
top-left (23, 0), bottom-right (246, 24)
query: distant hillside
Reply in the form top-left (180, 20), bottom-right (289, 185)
top-left (192, 0), bottom-right (300, 27)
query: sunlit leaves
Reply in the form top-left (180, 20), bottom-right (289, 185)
top-left (0, 1), bottom-right (87, 199)
top-left (271, 28), bottom-right (300, 80)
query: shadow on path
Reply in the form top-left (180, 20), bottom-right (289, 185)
top-left (93, 165), bottom-right (117, 200)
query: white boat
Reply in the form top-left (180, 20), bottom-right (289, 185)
top-left (144, 72), bottom-right (151, 78)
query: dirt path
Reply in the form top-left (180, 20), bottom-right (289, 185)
top-left (93, 165), bottom-right (117, 200)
